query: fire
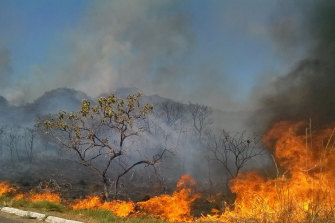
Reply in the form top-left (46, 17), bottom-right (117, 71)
top-left (13, 193), bottom-right (24, 200)
top-left (72, 175), bottom-right (198, 220)
top-left (0, 181), bottom-right (15, 196)
top-left (0, 181), bottom-right (61, 204)
top-left (211, 121), bottom-right (335, 222)
top-left (71, 196), bottom-right (101, 210)
top-left (4, 121), bottom-right (335, 222)
top-left (100, 200), bottom-right (135, 217)
top-left (1, 176), bottom-right (197, 221)
top-left (138, 174), bottom-right (199, 222)
top-left (71, 196), bottom-right (135, 217)
top-left (71, 175), bottom-right (198, 220)
top-left (29, 191), bottom-right (61, 203)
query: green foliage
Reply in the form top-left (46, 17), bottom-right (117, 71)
top-left (40, 93), bottom-right (153, 145)
top-left (11, 198), bottom-right (31, 208)
top-left (76, 209), bottom-right (119, 223)
top-left (31, 201), bottom-right (66, 212)
top-left (42, 93), bottom-right (153, 134)
top-left (0, 196), bottom-right (12, 207)
top-left (1, 196), bottom-right (166, 223)
top-left (37, 93), bottom-right (156, 198)
top-left (9, 198), bottom-right (66, 212)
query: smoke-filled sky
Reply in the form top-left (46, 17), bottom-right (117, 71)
top-left (0, 0), bottom-right (328, 112)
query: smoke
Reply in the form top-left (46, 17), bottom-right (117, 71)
top-left (0, 46), bottom-right (11, 88)
top-left (253, 0), bottom-right (335, 130)
top-left (4, 0), bottom-right (192, 104)
top-left (0, 0), bottom-right (240, 111)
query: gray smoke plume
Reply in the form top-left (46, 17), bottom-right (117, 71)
top-left (253, 0), bottom-right (335, 130)
top-left (4, 0), bottom-right (194, 104)
top-left (2, 0), bottom-right (237, 111)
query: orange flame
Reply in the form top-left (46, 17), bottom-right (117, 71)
top-left (0, 181), bottom-right (15, 196)
top-left (101, 200), bottom-right (135, 217)
top-left (71, 175), bottom-right (197, 220)
top-left (29, 191), bottom-right (61, 203)
top-left (71, 196), bottom-right (135, 217)
top-left (208, 121), bottom-right (335, 222)
top-left (71, 196), bottom-right (101, 210)
top-left (138, 174), bottom-right (200, 222)
top-left (6, 121), bottom-right (335, 222)
top-left (13, 193), bottom-right (24, 200)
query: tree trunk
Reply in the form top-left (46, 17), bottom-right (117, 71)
top-left (114, 177), bottom-right (120, 199)
top-left (102, 176), bottom-right (110, 201)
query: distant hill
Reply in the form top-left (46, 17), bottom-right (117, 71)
top-left (0, 87), bottom-right (251, 132)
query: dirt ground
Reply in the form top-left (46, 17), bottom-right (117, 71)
top-left (0, 211), bottom-right (40, 223)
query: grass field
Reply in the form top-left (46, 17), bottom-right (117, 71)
top-left (0, 196), bottom-right (167, 223)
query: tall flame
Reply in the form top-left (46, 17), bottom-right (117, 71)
top-left (0, 181), bottom-right (15, 196)
top-left (209, 121), bottom-right (335, 222)
top-left (138, 174), bottom-right (199, 222)
top-left (3, 121), bottom-right (335, 222)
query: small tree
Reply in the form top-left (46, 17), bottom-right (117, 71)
top-left (39, 93), bottom-right (165, 199)
top-left (207, 130), bottom-right (263, 187)
top-left (24, 127), bottom-right (36, 163)
top-left (159, 101), bottom-right (185, 128)
top-left (188, 103), bottom-right (212, 141)
top-left (4, 129), bottom-right (22, 164)
top-left (0, 126), bottom-right (4, 159)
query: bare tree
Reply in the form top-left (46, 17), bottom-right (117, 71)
top-left (24, 127), bottom-right (36, 163)
top-left (0, 126), bottom-right (4, 160)
top-left (38, 93), bottom-right (166, 200)
top-left (188, 103), bottom-right (212, 141)
top-left (159, 101), bottom-right (185, 128)
top-left (207, 130), bottom-right (263, 180)
top-left (4, 129), bottom-right (22, 164)
top-left (0, 126), bottom-right (5, 159)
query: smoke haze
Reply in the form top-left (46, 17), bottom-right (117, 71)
top-left (1, 1), bottom-right (335, 202)
top-left (0, 46), bottom-right (11, 88)
top-left (0, 0), bottom-right (334, 132)
top-left (252, 0), bottom-right (335, 130)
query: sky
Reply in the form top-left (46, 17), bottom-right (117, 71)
top-left (0, 0), bottom-right (307, 111)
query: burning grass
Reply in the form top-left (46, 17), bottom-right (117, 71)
top-left (200, 121), bottom-right (335, 222)
top-left (0, 181), bottom-right (15, 196)
top-left (28, 191), bottom-right (61, 203)
top-left (138, 175), bottom-right (200, 222)
top-left (71, 175), bottom-right (198, 221)
top-left (1, 121), bottom-right (335, 222)
top-left (71, 196), bottom-right (135, 217)
top-left (0, 175), bottom-right (198, 222)
top-left (3, 175), bottom-right (199, 222)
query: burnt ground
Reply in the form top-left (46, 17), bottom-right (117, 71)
top-left (0, 158), bottom-right (175, 201)
top-left (0, 157), bottom-right (234, 217)
top-left (0, 158), bottom-right (102, 200)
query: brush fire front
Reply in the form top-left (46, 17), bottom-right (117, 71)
top-left (1, 121), bottom-right (335, 222)
top-left (0, 175), bottom-right (201, 221)
top-left (202, 121), bottom-right (335, 222)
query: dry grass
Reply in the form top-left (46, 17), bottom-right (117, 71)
top-left (0, 196), bottom-right (166, 223)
